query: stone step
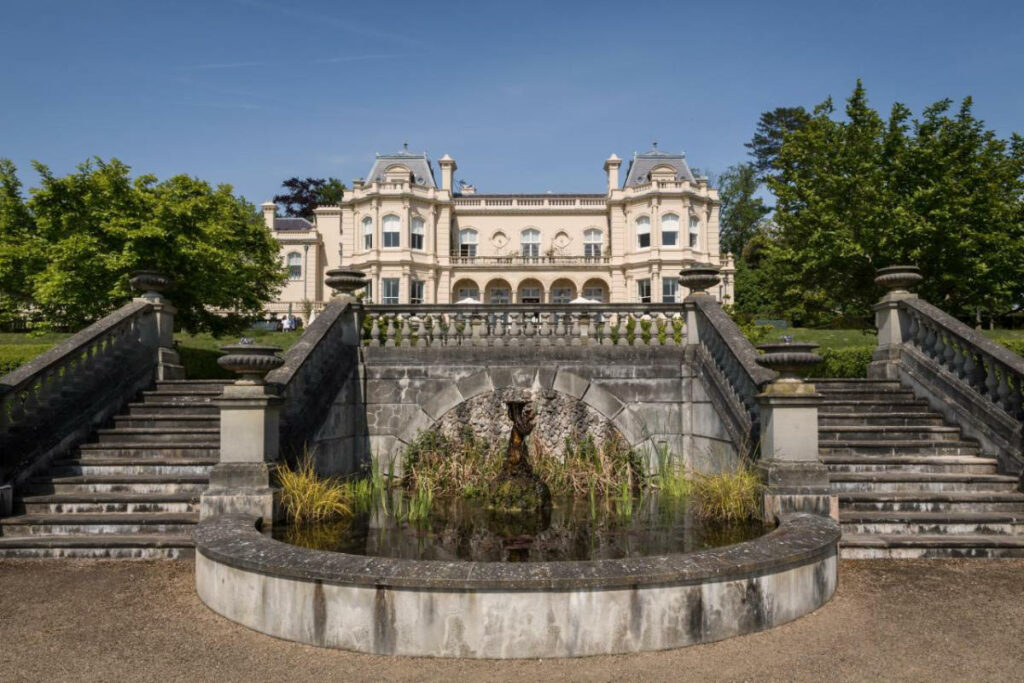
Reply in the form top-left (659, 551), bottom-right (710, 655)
top-left (840, 533), bottom-right (1024, 559)
top-left (140, 390), bottom-right (221, 405)
top-left (815, 399), bottom-right (932, 413)
top-left (821, 440), bottom-right (980, 457)
top-left (77, 443), bottom-right (219, 458)
top-left (128, 402), bottom-right (219, 417)
top-left (113, 414), bottom-right (219, 430)
top-left (0, 534), bottom-right (194, 559)
top-left (154, 380), bottom-right (230, 394)
top-left (809, 379), bottom-right (903, 391)
top-left (0, 512), bottom-right (199, 537)
top-left (816, 391), bottom-right (917, 402)
top-left (50, 457), bottom-right (217, 477)
top-left (840, 511), bottom-right (1024, 536)
top-left (29, 474), bottom-right (208, 495)
top-left (94, 428), bottom-right (219, 445)
top-left (818, 412), bottom-right (946, 427)
top-left (819, 426), bottom-right (963, 442)
top-left (839, 491), bottom-right (1024, 513)
top-left (823, 455), bottom-right (998, 475)
top-left (16, 492), bottom-right (200, 515)
top-left (829, 472), bottom-right (1019, 493)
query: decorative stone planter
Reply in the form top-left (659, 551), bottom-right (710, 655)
top-left (874, 265), bottom-right (922, 293)
top-left (756, 342), bottom-right (822, 380)
top-left (129, 270), bottom-right (174, 298)
top-left (325, 268), bottom-right (368, 298)
top-left (679, 263), bottom-right (721, 295)
top-left (217, 343), bottom-right (284, 384)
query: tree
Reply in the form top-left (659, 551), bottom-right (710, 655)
top-left (0, 157), bottom-right (286, 333)
top-left (746, 106), bottom-right (811, 178)
top-left (717, 163), bottom-right (770, 257)
top-left (0, 159), bottom-right (42, 325)
top-left (761, 82), bottom-right (1024, 325)
top-left (273, 177), bottom-right (345, 218)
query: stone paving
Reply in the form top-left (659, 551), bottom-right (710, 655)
top-left (1, 559), bottom-right (1022, 681)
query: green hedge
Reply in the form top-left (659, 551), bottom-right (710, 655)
top-left (804, 346), bottom-right (875, 379)
top-left (0, 344), bottom-right (54, 376)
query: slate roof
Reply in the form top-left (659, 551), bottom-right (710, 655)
top-left (622, 147), bottom-right (695, 187)
top-left (366, 145), bottom-right (437, 188)
top-left (273, 217), bottom-right (314, 232)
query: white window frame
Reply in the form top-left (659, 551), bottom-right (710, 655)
top-left (362, 216), bottom-right (373, 250)
top-left (662, 277), bottom-right (679, 303)
top-left (583, 228), bottom-right (603, 258)
top-left (689, 216), bottom-right (700, 248)
top-left (661, 213), bottom-right (679, 247)
top-left (410, 279), bottom-right (424, 304)
top-left (286, 252), bottom-right (302, 280)
top-left (457, 286), bottom-right (479, 301)
top-left (551, 286), bottom-right (573, 304)
top-left (636, 216), bottom-right (651, 249)
top-left (488, 287), bottom-right (510, 304)
top-left (382, 214), bottom-right (400, 249)
top-left (637, 278), bottom-right (652, 304)
top-left (458, 229), bottom-right (477, 258)
top-left (521, 229), bottom-right (540, 259)
top-left (382, 277), bottom-right (400, 304)
top-left (410, 217), bottom-right (425, 250)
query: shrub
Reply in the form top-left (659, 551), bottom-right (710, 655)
top-left (691, 462), bottom-right (763, 524)
top-left (276, 453), bottom-right (350, 524)
top-left (806, 346), bottom-right (874, 378)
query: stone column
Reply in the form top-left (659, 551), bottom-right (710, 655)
top-left (868, 265), bottom-right (923, 380)
top-left (755, 342), bottom-right (836, 519)
top-left (130, 270), bottom-right (185, 380)
top-left (200, 343), bottom-right (284, 524)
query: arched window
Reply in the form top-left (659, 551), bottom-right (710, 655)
top-left (382, 214), bottom-right (400, 248)
top-left (362, 216), bottom-right (373, 250)
top-left (661, 213), bottom-right (679, 247)
top-left (411, 217), bottom-right (425, 250)
top-left (521, 229), bottom-right (541, 259)
top-left (636, 216), bottom-right (651, 249)
top-left (287, 252), bottom-right (302, 280)
top-left (689, 216), bottom-right (700, 248)
top-left (583, 228), bottom-right (603, 259)
top-left (458, 229), bottom-right (477, 258)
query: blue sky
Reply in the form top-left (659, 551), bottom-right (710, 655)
top-left (2, 0), bottom-right (1022, 203)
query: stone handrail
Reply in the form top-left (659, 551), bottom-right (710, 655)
top-left (362, 303), bottom-right (686, 348)
top-left (691, 295), bottom-right (777, 450)
top-left (265, 297), bottom-right (361, 457)
top-left (0, 300), bottom-right (157, 495)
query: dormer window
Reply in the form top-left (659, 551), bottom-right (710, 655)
top-left (384, 164), bottom-right (412, 183)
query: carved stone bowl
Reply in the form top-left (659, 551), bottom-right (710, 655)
top-left (325, 268), bottom-right (368, 297)
top-left (129, 270), bottom-right (174, 297)
top-left (756, 342), bottom-right (822, 380)
top-left (218, 343), bottom-right (284, 384)
top-left (874, 265), bottom-right (922, 293)
top-left (679, 264), bottom-right (722, 294)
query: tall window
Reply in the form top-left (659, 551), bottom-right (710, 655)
top-left (689, 216), bottom-right (700, 248)
top-left (382, 278), bottom-right (400, 304)
top-left (489, 287), bottom-right (510, 304)
top-left (661, 213), bottom-right (679, 247)
top-left (365, 280), bottom-right (372, 303)
top-left (551, 286), bottom-right (573, 304)
top-left (382, 215), bottom-right (400, 248)
top-left (521, 229), bottom-right (540, 259)
top-left (636, 216), bottom-right (651, 249)
top-left (457, 286), bottom-right (479, 301)
top-left (583, 286), bottom-right (605, 303)
top-left (519, 287), bottom-right (541, 304)
top-left (584, 228), bottom-right (603, 258)
top-left (411, 217), bottom-right (425, 250)
top-left (362, 216), bottom-right (373, 250)
top-left (637, 278), bottom-right (651, 303)
top-left (662, 277), bottom-right (679, 303)
top-left (287, 252), bottom-right (302, 280)
top-left (410, 279), bottom-right (424, 304)
top-left (458, 229), bottom-right (477, 257)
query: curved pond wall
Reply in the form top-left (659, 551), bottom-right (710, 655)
top-left (195, 513), bottom-right (840, 658)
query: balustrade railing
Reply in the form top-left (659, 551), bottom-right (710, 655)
top-left (448, 253), bottom-right (610, 266)
top-left (901, 298), bottom-right (1024, 421)
top-left (361, 304), bottom-right (685, 347)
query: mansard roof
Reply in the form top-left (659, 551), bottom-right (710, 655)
top-left (622, 146), bottom-right (695, 187)
top-left (273, 217), bottom-right (314, 231)
top-left (366, 145), bottom-right (437, 188)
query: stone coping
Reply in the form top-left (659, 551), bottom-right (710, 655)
top-left (902, 297), bottom-right (1024, 375)
top-left (194, 513), bottom-right (839, 592)
top-left (363, 344), bottom-right (693, 364)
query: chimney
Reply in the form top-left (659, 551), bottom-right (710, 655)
top-left (438, 154), bottom-right (457, 192)
top-left (261, 201), bottom-right (277, 229)
top-left (603, 154), bottom-right (621, 193)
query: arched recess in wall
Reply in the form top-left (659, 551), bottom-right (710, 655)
top-left (451, 278), bottom-right (481, 302)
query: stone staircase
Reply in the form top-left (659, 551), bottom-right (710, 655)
top-left (0, 380), bottom-right (227, 558)
top-left (816, 379), bottom-right (1024, 558)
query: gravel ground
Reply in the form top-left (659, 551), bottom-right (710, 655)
top-left (1, 558), bottom-right (1022, 682)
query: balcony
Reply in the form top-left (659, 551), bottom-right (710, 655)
top-left (449, 253), bottom-right (611, 266)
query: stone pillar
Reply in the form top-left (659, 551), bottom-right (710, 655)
top-left (130, 270), bottom-right (185, 380)
top-left (200, 343), bottom-right (285, 524)
top-left (438, 154), bottom-right (457, 192)
top-left (679, 263), bottom-right (721, 345)
top-left (325, 268), bottom-right (368, 344)
top-left (755, 342), bottom-right (837, 520)
top-left (603, 154), bottom-right (621, 193)
top-left (868, 265), bottom-right (922, 380)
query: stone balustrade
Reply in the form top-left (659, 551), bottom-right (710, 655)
top-left (361, 304), bottom-right (686, 348)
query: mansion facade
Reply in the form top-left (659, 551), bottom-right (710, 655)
top-left (265, 145), bottom-right (734, 320)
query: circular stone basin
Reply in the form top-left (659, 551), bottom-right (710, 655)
top-left (196, 510), bottom-right (839, 658)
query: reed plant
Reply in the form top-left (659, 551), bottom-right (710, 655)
top-left (690, 461), bottom-right (763, 524)
top-left (276, 453), bottom-right (350, 524)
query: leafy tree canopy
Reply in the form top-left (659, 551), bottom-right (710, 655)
top-left (761, 81), bottom-right (1024, 326)
top-left (0, 157), bottom-right (286, 333)
top-left (717, 162), bottom-right (770, 257)
top-left (273, 177), bottom-right (345, 218)
top-left (746, 106), bottom-right (812, 178)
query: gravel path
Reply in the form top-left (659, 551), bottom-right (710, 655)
top-left (1, 558), bottom-right (1022, 682)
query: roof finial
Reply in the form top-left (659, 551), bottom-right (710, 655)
top-left (402, 141), bottom-right (409, 152)
top-left (652, 140), bottom-right (658, 151)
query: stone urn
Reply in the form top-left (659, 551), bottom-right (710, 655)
top-left (325, 268), bottom-right (368, 298)
top-left (129, 270), bottom-right (174, 298)
top-left (874, 265), bottom-right (922, 294)
top-left (679, 263), bottom-right (721, 296)
top-left (218, 341), bottom-right (284, 384)
top-left (756, 341), bottom-right (822, 381)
